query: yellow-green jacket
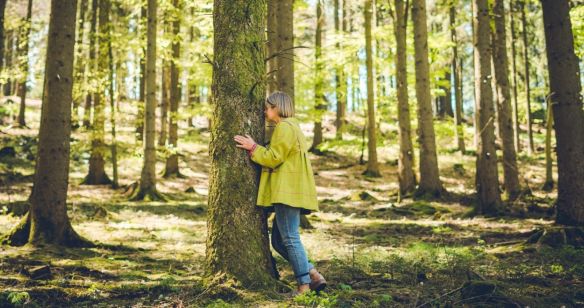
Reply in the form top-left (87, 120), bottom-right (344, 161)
top-left (251, 117), bottom-right (318, 214)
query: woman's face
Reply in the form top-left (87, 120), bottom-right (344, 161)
top-left (265, 104), bottom-right (279, 122)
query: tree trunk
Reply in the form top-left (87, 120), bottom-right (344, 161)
top-left (520, 0), bottom-right (534, 154)
top-left (310, 0), bottom-right (325, 153)
top-left (17, 0), bottom-right (33, 128)
top-left (72, 0), bottom-right (88, 129)
top-left (276, 0), bottom-right (294, 100)
top-left (543, 95), bottom-right (554, 191)
top-left (130, 0), bottom-right (163, 201)
top-left (412, 0), bottom-right (443, 197)
top-left (363, 0), bottom-right (380, 177)
top-left (266, 0), bottom-right (277, 94)
top-left (106, 5), bottom-right (118, 189)
top-left (492, 0), bottom-right (521, 200)
top-left (334, 0), bottom-right (346, 140)
top-left (83, 0), bottom-right (98, 129)
top-left (164, 0), bottom-right (182, 178)
top-left (83, 0), bottom-right (112, 185)
top-left (136, 6), bottom-right (146, 141)
top-left (393, 0), bottom-right (416, 195)
top-left (159, 62), bottom-right (170, 147)
top-left (0, 0), bottom-right (6, 72)
top-left (473, 0), bottom-right (502, 214)
top-left (509, 0), bottom-right (521, 153)
top-left (205, 0), bottom-right (278, 290)
top-left (2, 0), bottom-right (92, 247)
top-left (2, 29), bottom-right (13, 96)
top-left (450, 5), bottom-right (465, 154)
top-left (541, 0), bottom-right (584, 226)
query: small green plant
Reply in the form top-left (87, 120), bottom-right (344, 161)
top-left (7, 291), bottom-right (31, 305)
top-left (293, 290), bottom-right (338, 307)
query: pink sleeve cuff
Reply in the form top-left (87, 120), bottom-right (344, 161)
top-left (247, 143), bottom-right (258, 157)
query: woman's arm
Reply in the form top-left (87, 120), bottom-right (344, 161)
top-left (250, 123), bottom-right (294, 169)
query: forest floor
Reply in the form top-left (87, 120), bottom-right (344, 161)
top-left (0, 98), bottom-right (583, 307)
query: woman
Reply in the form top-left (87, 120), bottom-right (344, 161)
top-left (234, 91), bottom-right (327, 296)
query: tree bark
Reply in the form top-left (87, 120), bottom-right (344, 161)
top-left (276, 0), bottom-right (294, 100)
top-left (541, 0), bottom-right (584, 226)
top-left (363, 0), bottom-right (380, 177)
top-left (393, 0), bottom-right (416, 195)
top-left (509, 0), bottom-right (521, 153)
top-left (412, 0), bottom-right (443, 197)
top-left (72, 0), bottom-right (88, 129)
top-left (205, 0), bottom-right (278, 290)
top-left (131, 0), bottom-right (164, 201)
top-left (492, 0), bottom-right (521, 200)
top-left (473, 0), bottom-right (502, 214)
top-left (136, 6), bottom-right (147, 141)
top-left (0, 0), bottom-right (6, 71)
top-left (2, 0), bottom-right (92, 247)
top-left (17, 0), bottom-right (33, 127)
top-left (83, 0), bottom-right (98, 129)
top-left (334, 0), bottom-right (346, 140)
top-left (310, 0), bottom-right (325, 153)
top-left (266, 0), bottom-right (277, 94)
top-left (543, 95), bottom-right (554, 191)
top-left (520, 0), bottom-right (534, 154)
top-left (164, 0), bottom-right (182, 178)
top-left (450, 5), bottom-right (465, 154)
top-left (159, 61), bottom-right (170, 147)
top-left (83, 0), bottom-right (112, 185)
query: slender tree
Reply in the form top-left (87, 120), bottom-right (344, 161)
top-left (131, 0), bottom-right (164, 201)
top-left (334, 0), bottom-right (346, 140)
top-left (205, 0), bottom-right (278, 289)
top-left (136, 6), bottom-right (147, 141)
top-left (72, 0), bottom-right (88, 129)
top-left (450, 2), bottom-right (465, 153)
top-left (83, 0), bottom-right (112, 185)
top-left (310, 0), bottom-right (325, 153)
top-left (83, 0), bottom-right (98, 128)
top-left (541, 0), bottom-right (584, 226)
top-left (2, 0), bottom-right (92, 247)
top-left (0, 0), bottom-right (7, 70)
top-left (492, 0), bottom-right (520, 199)
top-left (390, 0), bottom-right (416, 194)
top-left (164, 0), bottom-right (183, 178)
top-left (519, 0), bottom-right (534, 154)
top-left (473, 0), bottom-right (501, 214)
top-left (543, 94), bottom-right (554, 191)
top-left (412, 0), bottom-right (443, 197)
top-left (16, 0), bottom-right (33, 127)
top-left (266, 0), bottom-right (277, 94)
top-left (363, 0), bottom-right (380, 177)
top-left (509, 0), bottom-right (521, 153)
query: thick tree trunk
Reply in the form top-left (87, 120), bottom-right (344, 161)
top-left (412, 0), bottom-right (443, 197)
top-left (276, 0), bottom-right (294, 100)
top-left (363, 0), bottom-right (380, 177)
top-left (2, 0), bottom-right (92, 247)
top-left (16, 0), bottom-right (33, 128)
top-left (520, 0), bottom-right (534, 154)
top-left (131, 0), bottom-right (163, 201)
top-left (541, 0), bottom-right (584, 226)
top-left (205, 0), bottom-right (278, 290)
top-left (83, 0), bottom-right (98, 129)
top-left (473, 0), bottom-right (502, 214)
top-left (83, 0), bottom-right (112, 185)
top-left (164, 0), bottom-right (182, 178)
top-left (393, 0), bottom-right (416, 195)
top-left (450, 6), bottom-right (465, 154)
top-left (310, 0), bottom-right (325, 153)
top-left (492, 0), bottom-right (521, 200)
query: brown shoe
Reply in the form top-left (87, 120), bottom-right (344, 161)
top-left (309, 271), bottom-right (327, 292)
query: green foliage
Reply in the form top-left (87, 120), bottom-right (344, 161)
top-left (293, 290), bottom-right (338, 307)
top-left (7, 291), bottom-right (32, 306)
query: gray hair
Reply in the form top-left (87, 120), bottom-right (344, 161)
top-left (266, 91), bottom-right (295, 118)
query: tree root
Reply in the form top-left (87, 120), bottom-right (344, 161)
top-left (526, 226), bottom-right (584, 248)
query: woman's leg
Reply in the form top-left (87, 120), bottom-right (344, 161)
top-left (271, 214), bottom-right (289, 261)
top-left (273, 203), bottom-right (314, 286)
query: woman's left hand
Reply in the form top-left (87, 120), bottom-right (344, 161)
top-left (234, 134), bottom-right (256, 151)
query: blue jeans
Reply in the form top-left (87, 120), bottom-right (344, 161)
top-left (271, 203), bottom-right (314, 285)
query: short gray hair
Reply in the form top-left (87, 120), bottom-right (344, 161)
top-left (266, 91), bottom-right (295, 118)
